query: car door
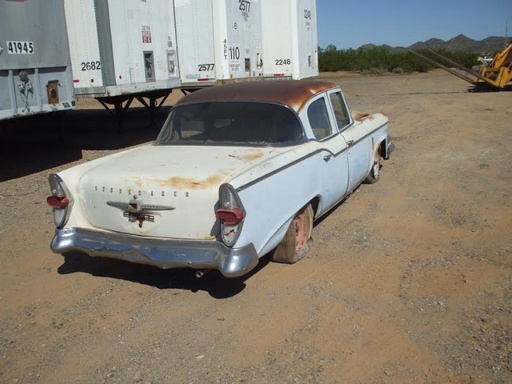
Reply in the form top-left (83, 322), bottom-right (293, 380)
top-left (327, 90), bottom-right (372, 190)
top-left (305, 94), bottom-right (349, 212)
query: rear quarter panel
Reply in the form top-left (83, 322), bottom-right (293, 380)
top-left (230, 141), bottom-right (329, 257)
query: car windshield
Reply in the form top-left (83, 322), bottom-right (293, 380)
top-left (155, 101), bottom-right (304, 146)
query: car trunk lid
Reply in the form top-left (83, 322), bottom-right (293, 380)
top-left (78, 145), bottom-right (278, 239)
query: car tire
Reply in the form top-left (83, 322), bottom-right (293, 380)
top-left (364, 153), bottom-right (381, 184)
top-left (271, 204), bottom-right (313, 264)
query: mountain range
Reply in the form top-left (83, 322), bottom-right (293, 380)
top-left (361, 34), bottom-right (509, 53)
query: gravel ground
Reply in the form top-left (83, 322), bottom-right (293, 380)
top-left (0, 70), bottom-right (511, 383)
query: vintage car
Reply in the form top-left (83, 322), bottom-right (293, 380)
top-left (47, 80), bottom-right (394, 278)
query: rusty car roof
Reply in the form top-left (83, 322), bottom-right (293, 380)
top-left (176, 80), bottom-right (338, 113)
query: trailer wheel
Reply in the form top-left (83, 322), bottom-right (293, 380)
top-left (364, 153), bottom-right (381, 184)
top-left (271, 204), bottom-right (313, 264)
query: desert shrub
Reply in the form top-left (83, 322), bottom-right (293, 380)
top-left (318, 46), bottom-right (478, 73)
top-left (361, 67), bottom-right (382, 75)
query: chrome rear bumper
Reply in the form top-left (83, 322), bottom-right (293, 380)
top-left (51, 227), bottom-right (259, 278)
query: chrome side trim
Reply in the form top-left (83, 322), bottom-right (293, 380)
top-left (51, 228), bottom-right (259, 278)
top-left (237, 121), bottom-right (389, 192)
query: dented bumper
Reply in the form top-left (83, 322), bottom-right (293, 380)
top-left (51, 227), bottom-right (259, 278)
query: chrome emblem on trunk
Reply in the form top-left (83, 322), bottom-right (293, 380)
top-left (107, 196), bottom-right (175, 228)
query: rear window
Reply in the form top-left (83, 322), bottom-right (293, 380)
top-left (155, 102), bottom-right (304, 146)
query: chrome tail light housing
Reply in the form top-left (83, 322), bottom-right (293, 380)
top-left (47, 173), bottom-right (73, 228)
top-left (216, 183), bottom-right (245, 247)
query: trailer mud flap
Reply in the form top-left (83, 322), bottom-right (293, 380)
top-left (47, 80), bottom-right (59, 104)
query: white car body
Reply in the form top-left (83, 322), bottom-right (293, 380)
top-left (48, 80), bottom-right (394, 277)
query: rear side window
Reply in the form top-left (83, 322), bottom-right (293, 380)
top-left (307, 98), bottom-right (332, 140)
top-left (329, 92), bottom-right (351, 130)
top-left (177, 106), bottom-right (206, 139)
top-left (156, 102), bottom-right (303, 145)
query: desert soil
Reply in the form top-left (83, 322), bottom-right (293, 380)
top-left (0, 70), bottom-right (511, 384)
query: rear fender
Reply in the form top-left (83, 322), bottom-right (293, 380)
top-left (257, 199), bottom-right (318, 257)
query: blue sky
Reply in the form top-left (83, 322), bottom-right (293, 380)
top-left (316, 0), bottom-right (512, 49)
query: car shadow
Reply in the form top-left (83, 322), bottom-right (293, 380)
top-left (0, 105), bottom-right (171, 181)
top-left (57, 251), bottom-right (270, 298)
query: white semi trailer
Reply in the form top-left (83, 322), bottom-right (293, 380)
top-left (0, 0), bottom-right (75, 121)
top-left (175, 0), bottom-right (264, 89)
top-left (64, 0), bottom-right (180, 128)
top-left (175, 0), bottom-right (318, 89)
top-left (260, 0), bottom-right (318, 79)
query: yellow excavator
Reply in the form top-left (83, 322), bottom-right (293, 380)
top-left (410, 42), bottom-right (512, 90)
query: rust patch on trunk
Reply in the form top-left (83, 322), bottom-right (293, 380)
top-left (242, 152), bottom-right (264, 162)
top-left (229, 152), bottom-right (265, 162)
top-left (150, 175), bottom-right (225, 189)
top-left (171, 176), bottom-right (224, 189)
top-left (121, 177), bottom-right (145, 189)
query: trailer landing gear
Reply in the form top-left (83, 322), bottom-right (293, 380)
top-left (96, 89), bottom-right (173, 132)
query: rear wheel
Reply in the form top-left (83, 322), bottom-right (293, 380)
top-left (271, 204), bottom-right (314, 264)
top-left (364, 152), bottom-right (381, 184)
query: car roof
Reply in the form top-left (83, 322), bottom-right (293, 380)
top-left (176, 80), bottom-right (338, 113)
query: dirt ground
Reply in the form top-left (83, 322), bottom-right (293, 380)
top-left (0, 70), bottom-right (511, 384)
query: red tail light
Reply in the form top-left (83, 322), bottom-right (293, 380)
top-left (216, 208), bottom-right (245, 225)
top-left (48, 173), bottom-right (73, 228)
top-left (47, 195), bottom-right (69, 209)
top-left (217, 183), bottom-right (245, 246)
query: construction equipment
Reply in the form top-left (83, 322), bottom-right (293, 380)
top-left (477, 42), bottom-right (512, 88)
top-left (409, 42), bottom-right (512, 90)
